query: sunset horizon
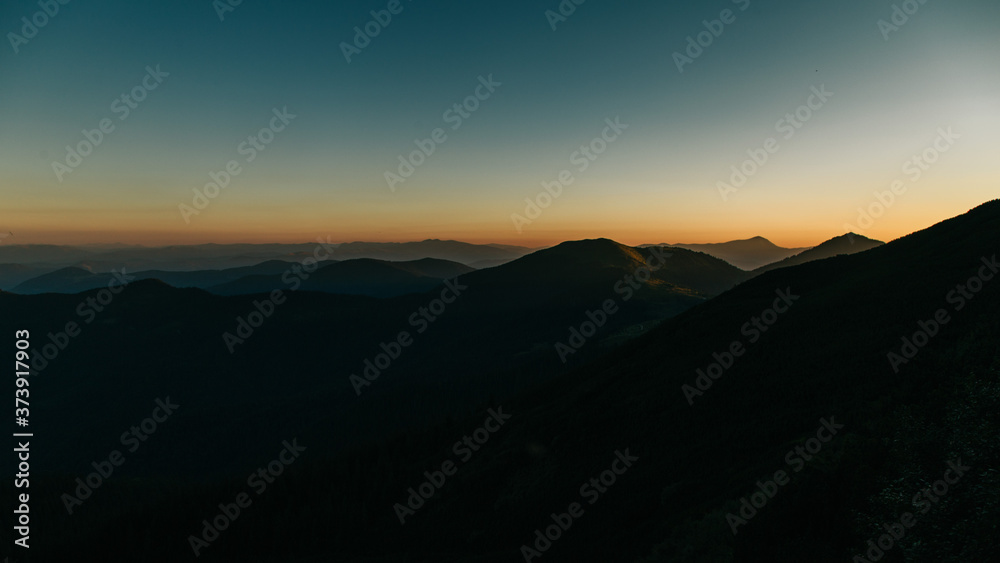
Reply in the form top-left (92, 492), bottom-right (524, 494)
top-left (3, 198), bottom-right (988, 250)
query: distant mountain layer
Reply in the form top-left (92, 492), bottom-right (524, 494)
top-left (10, 258), bottom-right (474, 298)
top-left (663, 236), bottom-right (810, 270)
top-left (209, 258), bottom-right (475, 298)
top-left (0, 239), bottom-right (536, 272)
top-left (8, 233), bottom-right (886, 298)
top-left (0, 263), bottom-right (57, 289)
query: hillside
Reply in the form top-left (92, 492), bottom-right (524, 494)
top-left (752, 233), bottom-right (884, 274)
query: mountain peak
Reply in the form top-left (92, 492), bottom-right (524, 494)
top-left (753, 232), bottom-right (884, 274)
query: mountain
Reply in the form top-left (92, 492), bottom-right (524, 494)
top-left (9, 260), bottom-right (311, 295)
top-left (0, 263), bottom-right (58, 289)
top-left (477, 238), bottom-right (749, 296)
top-left (0, 244), bottom-right (95, 265)
top-left (0, 237), bottom-right (747, 481)
top-left (131, 260), bottom-right (310, 288)
top-left (752, 232), bottom-right (884, 274)
top-left (0, 240), bottom-right (536, 273)
top-left (209, 258), bottom-right (476, 298)
top-left (326, 239), bottom-right (536, 265)
top-left (10, 258), bottom-right (474, 298)
top-left (661, 236), bottom-right (810, 270)
top-left (8, 266), bottom-right (100, 294)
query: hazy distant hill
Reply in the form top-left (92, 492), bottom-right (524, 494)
top-left (658, 236), bottom-right (809, 270)
top-left (752, 232), bottom-right (884, 274)
top-left (209, 258), bottom-right (475, 298)
top-left (0, 244), bottom-right (95, 265)
top-left (9, 266), bottom-right (102, 294)
top-left (131, 260), bottom-right (309, 288)
top-left (10, 260), bottom-right (309, 295)
top-left (0, 239), bottom-right (535, 273)
top-left (326, 239), bottom-right (536, 265)
top-left (10, 258), bottom-right (474, 298)
top-left (0, 263), bottom-right (57, 289)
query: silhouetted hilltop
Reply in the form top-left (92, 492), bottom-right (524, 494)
top-left (752, 232), bottom-right (884, 274)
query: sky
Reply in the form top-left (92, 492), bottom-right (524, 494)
top-left (2, 0), bottom-right (998, 248)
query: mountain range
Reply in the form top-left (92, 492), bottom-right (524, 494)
top-left (1, 203), bottom-right (995, 561)
top-left (0, 239), bottom-right (537, 287)
top-left (4, 234), bottom-right (883, 296)
top-left (654, 237), bottom-right (810, 270)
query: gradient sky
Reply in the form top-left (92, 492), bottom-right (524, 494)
top-left (2, 0), bottom-right (998, 248)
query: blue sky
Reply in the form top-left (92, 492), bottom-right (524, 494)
top-left (2, 0), bottom-right (998, 246)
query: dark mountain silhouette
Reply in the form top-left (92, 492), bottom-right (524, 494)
top-left (3, 202), bottom-right (998, 561)
top-left (9, 265), bottom-right (101, 294)
top-left (662, 236), bottom-right (809, 270)
top-left (0, 240), bottom-right (535, 273)
top-left (10, 260), bottom-right (311, 295)
top-left (0, 263), bottom-right (55, 289)
top-left (752, 232), bottom-right (884, 274)
top-left (11, 257), bottom-right (476, 298)
top-left (479, 238), bottom-right (748, 296)
top-left (132, 260), bottom-right (309, 288)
